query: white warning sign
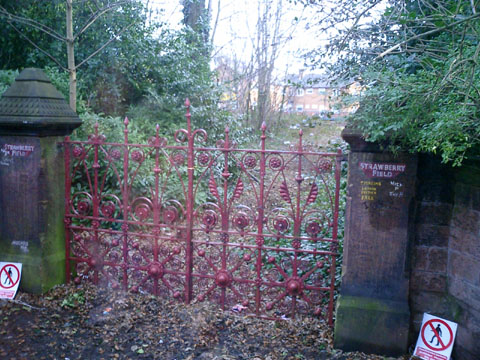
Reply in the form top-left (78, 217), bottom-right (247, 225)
top-left (414, 313), bottom-right (457, 360)
top-left (0, 262), bottom-right (22, 299)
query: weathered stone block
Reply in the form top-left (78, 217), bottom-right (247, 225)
top-left (410, 271), bottom-right (447, 292)
top-left (449, 279), bottom-right (480, 312)
top-left (416, 202), bottom-right (453, 226)
top-left (415, 224), bottom-right (450, 247)
top-left (448, 252), bottom-right (480, 285)
top-left (451, 206), bottom-right (480, 234)
top-left (334, 295), bottom-right (410, 357)
top-left (428, 248), bottom-right (448, 272)
top-left (412, 246), bottom-right (429, 271)
top-left (449, 227), bottom-right (480, 258)
top-left (409, 291), bottom-right (463, 323)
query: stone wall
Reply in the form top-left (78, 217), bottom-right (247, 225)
top-left (410, 154), bottom-right (480, 359)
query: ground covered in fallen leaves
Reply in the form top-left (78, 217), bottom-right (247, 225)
top-left (0, 283), bottom-right (409, 359)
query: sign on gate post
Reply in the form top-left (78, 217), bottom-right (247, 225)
top-left (414, 313), bottom-right (457, 360)
top-left (0, 262), bottom-right (22, 299)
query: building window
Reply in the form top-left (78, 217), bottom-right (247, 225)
top-left (296, 105), bottom-right (303, 112)
top-left (332, 89), bottom-right (340, 97)
top-left (296, 89), bottom-right (304, 96)
top-left (306, 88), bottom-right (313, 94)
top-left (305, 104), bottom-right (310, 109)
top-left (318, 88), bottom-right (327, 95)
top-left (312, 104), bottom-right (318, 109)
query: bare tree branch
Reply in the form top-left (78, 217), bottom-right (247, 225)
top-left (74, 0), bottom-right (132, 40)
top-left (377, 12), bottom-right (480, 59)
top-left (7, 20), bottom-right (68, 71)
top-left (0, 5), bottom-right (66, 42)
top-left (75, 21), bottom-right (136, 69)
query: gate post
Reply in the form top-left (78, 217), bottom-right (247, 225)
top-left (0, 68), bottom-right (81, 293)
top-left (334, 128), bottom-right (416, 356)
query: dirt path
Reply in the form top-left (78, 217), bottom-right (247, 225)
top-left (0, 283), bottom-right (408, 360)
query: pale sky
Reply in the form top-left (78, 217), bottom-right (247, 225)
top-left (147, 0), bottom-right (386, 77)
top-left (147, 0), bottom-right (327, 76)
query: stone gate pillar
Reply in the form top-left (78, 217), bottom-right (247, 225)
top-left (334, 128), bottom-right (417, 356)
top-left (0, 68), bottom-right (81, 293)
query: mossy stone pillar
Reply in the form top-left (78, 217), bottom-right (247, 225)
top-left (0, 68), bottom-right (81, 293)
top-left (334, 128), bottom-right (417, 356)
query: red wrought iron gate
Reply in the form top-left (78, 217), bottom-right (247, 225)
top-left (64, 100), bottom-right (342, 324)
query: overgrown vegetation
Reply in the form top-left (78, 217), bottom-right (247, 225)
top-left (303, 0), bottom-right (480, 166)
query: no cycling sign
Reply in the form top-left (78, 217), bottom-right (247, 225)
top-left (0, 262), bottom-right (22, 299)
top-left (414, 313), bottom-right (458, 360)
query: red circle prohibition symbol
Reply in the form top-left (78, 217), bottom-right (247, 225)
top-left (0, 264), bottom-right (20, 289)
top-left (421, 319), bottom-right (454, 352)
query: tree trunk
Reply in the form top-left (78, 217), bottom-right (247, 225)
top-left (66, 0), bottom-right (76, 111)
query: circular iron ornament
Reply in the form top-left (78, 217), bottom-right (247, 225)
top-left (131, 150), bottom-right (144, 163)
top-left (89, 256), bottom-right (102, 269)
top-left (306, 221), bottom-right (322, 237)
top-left (317, 157), bottom-right (333, 172)
top-left (173, 291), bottom-right (181, 299)
top-left (215, 270), bottom-right (232, 288)
top-left (202, 210), bottom-right (217, 231)
top-left (196, 152), bottom-right (211, 166)
top-left (77, 200), bottom-right (91, 215)
top-left (273, 216), bottom-right (290, 234)
top-left (291, 239), bottom-right (301, 249)
top-left (195, 203), bottom-right (221, 232)
top-left (242, 153), bottom-right (258, 169)
top-left (314, 308), bottom-right (322, 316)
top-left (108, 251), bottom-right (120, 262)
top-left (219, 233), bottom-right (229, 243)
top-left (174, 129), bottom-right (188, 143)
top-left (215, 139), bottom-right (225, 148)
top-left (100, 201), bottom-right (116, 218)
top-left (266, 302), bottom-right (274, 311)
top-left (198, 249), bottom-right (206, 257)
top-left (72, 146), bottom-right (84, 158)
top-left (132, 253), bottom-right (142, 264)
top-left (256, 236), bottom-right (264, 246)
top-left (286, 277), bottom-right (304, 296)
top-left (267, 154), bottom-right (284, 171)
top-left (111, 238), bottom-right (119, 247)
top-left (243, 253), bottom-right (251, 262)
top-left (134, 204), bottom-right (151, 221)
top-left (172, 152), bottom-right (185, 166)
top-left (148, 263), bottom-right (165, 278)
top-left (92, 220), bottom-right (100, 229)
top-left (193, 129), bottom-right (208, 143)
top-left (162, 206), bottom-right (178, 225)
top-left (232, 212), bottom-right (249, 232)
top-left (109, 147), bottom-right (122, 160)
